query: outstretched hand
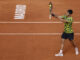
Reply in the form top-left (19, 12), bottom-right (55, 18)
top-left (51, 13), bottom-right (57, 18)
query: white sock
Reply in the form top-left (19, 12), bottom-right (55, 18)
top-left (59, 50), bottom-right (63, 54)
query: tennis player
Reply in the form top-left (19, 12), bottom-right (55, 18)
top-left (51, 9), bottom-right (79, 56)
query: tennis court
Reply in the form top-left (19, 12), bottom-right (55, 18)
top-left (0, 0), bottom-right (80, 60)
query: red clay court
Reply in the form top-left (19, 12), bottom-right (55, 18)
top-left (0, 0), bottom-right (80, 60)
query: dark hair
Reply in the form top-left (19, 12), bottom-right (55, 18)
top-left (67, 9), bottom-right (73, 14)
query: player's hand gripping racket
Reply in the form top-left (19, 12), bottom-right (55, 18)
top-left (49, 1), bottom-right (53, 20)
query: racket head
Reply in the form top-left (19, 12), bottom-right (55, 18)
top-left (49, 1), bottom-right (53, 20)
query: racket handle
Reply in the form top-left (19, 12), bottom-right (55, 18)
top-left (49, 14), bottom-right (52, 20)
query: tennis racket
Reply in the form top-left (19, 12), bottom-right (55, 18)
top-left (49, 1), bottom-right (53, 20)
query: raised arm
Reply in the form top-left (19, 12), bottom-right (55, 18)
top-left (52, 13), bottom-right (68, 23)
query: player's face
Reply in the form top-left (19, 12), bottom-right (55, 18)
top-left (66, 12), bottom-right (69, 15)
top-left (66, 12), bottom-right (71, 16)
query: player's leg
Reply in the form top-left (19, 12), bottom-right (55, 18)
top-left (69, 33), bottom-right (79, 55)
top-left (61, 39), bottom-right (65, 50)
top-left (69, 40), bottom-right (76, 47)
top-left (60, 32), bottom-right (67, 53)
top-left (55, 39), bottom-right (65, 56)
top-left (55, 32), bottom-right (67, 56)
top-left (69, 40), bottom-right (79, 55)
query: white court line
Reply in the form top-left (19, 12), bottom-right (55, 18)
top-left (0, 33), bottom-right (80, 35)
top-left (0, 22), bottom-right (80, 24)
